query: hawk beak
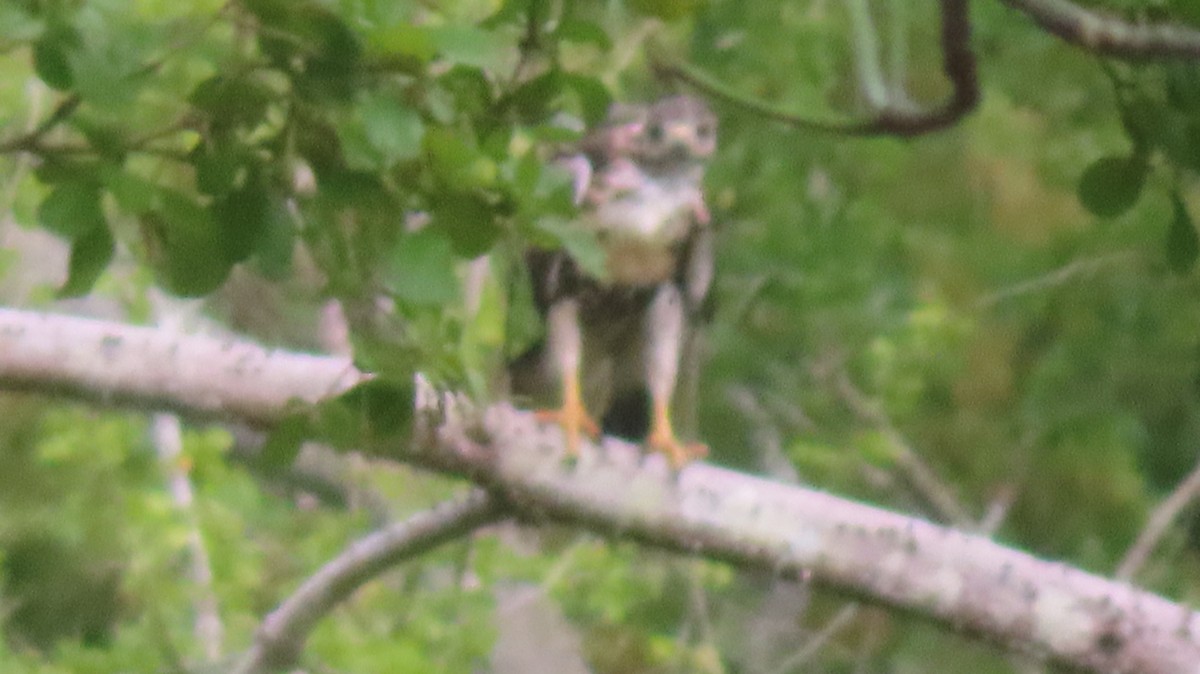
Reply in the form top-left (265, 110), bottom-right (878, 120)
top-left (663, 123), bottom-right (711, 159)
top-left (665, 123), bottom-right (695, 147)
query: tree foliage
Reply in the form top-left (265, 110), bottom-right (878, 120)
top-left (1, 0), bottom-right (1200, 672)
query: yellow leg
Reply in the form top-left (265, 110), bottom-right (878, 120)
top-left (646, 394), bottom-right (707, 469)
top-left (535, 298), bottom-right (600, 456)
top-left (535, 368), bottom-right (600, 456)
top-left (644, 284), bottom-right (706, 469)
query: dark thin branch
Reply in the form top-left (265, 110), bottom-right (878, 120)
top-left (653, 0), bottom-right (978, 137)
top-left (0, 94), bottom-right (81, 154)
top-left (973, 252), bottom-right (1144, 312)
top-left (997, 0), bottom-right (1200, 59)
top-left (1116, 453), bottom-right (1200, 582)
top-left (826, 363), bottom-right (975, 528)
top-left (228, 426), bottom-right (395, 524)
top-left (233, 489), bottom-right (502, 674)
top-left (767, 603), bottom-right (861, 674)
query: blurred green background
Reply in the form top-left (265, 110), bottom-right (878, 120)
top-left (1, 0), bottom-right (1199, 671)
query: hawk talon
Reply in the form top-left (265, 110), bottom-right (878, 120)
top-left (535, 404), bottom-right (600, 457)
top-left (647, 430), bottom-right (707, 470)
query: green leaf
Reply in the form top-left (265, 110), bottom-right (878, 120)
top-left (260, 413), bottom-right (309, 468)
top-left (508, 152), bottom-right (576, 216)
top-left (562, 74), bottom-right (612, 127)
top-left (424, 127), bottom-right (497, 191)
top-left (38, 182), bottom-right (105, 239)
top-left (506, 251), bottom-right (543, 359)
top-left (149, 190), bottom-right (233, 296)
top-left (1179, 121), bottom-right (1200, 173)
top-left (360, 93), bottom-right (424, 164)
top-left (534, 216), bottom-right (608, 279)
top-left (384, 229), bottom-right (460, 306)
top-left (437, 66), bottom-right (494, 120)
top-left (484, 0), bottom-right (549, 27)
top-left (58, 226), bottom-right (114, 298)
top-left (192, 143), bottom-right (249, 196)
top-left (366, 23), bottom-right (435, 62)
top-left (189, 75), bottom-right (275, 130)
top-left (1123, 97), bottom-right (1192, 165)
top-left (73, 118), bottom-right (127, 160)
top-left (1077, 155), bottom-right (1146, 218)
top-left (335, 116), bottom-right (382, 171)
top-left (34, 157), bottom-right (98, 185)
top-left (1167, 63), bottom-right (1200, 114)
top-left (252, 195), bottom-right (297, 280)
top-left (555, 19), bottom-right (612, 49)
top-left (212, 174), bottom-right (270, 263)
top-left (305, 392), bottom-right (361, 450)
top-left (67, 39), bottom-right (142, 110)
top-left (508, 70), bottom-right (562, 123)
top-left (261, 6), bottom-right (361, 102)
top-left (431, 195), bottom-right (500, 257)
top-left (304, 379), bottom-right (414, 451)
top-left (33, 32), bottom-right (74, 90)
top-left (627, 0), bottom-right (705, 20)
top-left (1168, 0), bottom-right (1200, 27)
top-left (101, 168), bottom-right (157, 213)
top-left (510, 151), bottom-right (542, 196)
top-left (1167, 193), bottom-right (1199, 275)
top-left (0, 4), bottom-right (43, 43)
top-left (427, 25), bottom-right (507, 69)
top-left (335, 379), bottom-right (413, 440)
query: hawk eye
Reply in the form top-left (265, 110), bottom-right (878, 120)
top-left (645, 123), bottom-right (665, 143)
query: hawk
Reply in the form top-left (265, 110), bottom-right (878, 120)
top-left (510, 95), bottom-right (717, 467)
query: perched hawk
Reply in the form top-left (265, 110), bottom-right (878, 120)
top-left (510, 95), bottom-right (717, 467)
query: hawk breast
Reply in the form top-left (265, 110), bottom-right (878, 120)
top-left (588, 172), bottom-right (699, 286)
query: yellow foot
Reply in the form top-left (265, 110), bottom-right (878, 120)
top-left (535, 404), bottom-right (600, 457)
top-left (647, 428), bottom-right (707, 470)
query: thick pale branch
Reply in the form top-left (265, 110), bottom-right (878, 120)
top-left (233, 490), bottom-right (500, 674)
top-left (0, 308), bottom-right (365, 424)
top-left (431, 396), bottom-right (1200, 674)
top-left (1, 307), bottom-right (1199, 673)
top-left (997, 0), bottom-right (1200, 59)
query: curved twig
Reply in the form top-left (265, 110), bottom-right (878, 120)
top-left (1116, 454), bottom-right (1200, 582)
top-left (233, 489), bottom-right (502, 674)
top-left (997, 0), bottom-right (1200, 59)
top-left (654, 0), bottom-right (978, 137)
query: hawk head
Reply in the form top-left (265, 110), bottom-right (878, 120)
top-left (625, 95), bottom-right (717, 173)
